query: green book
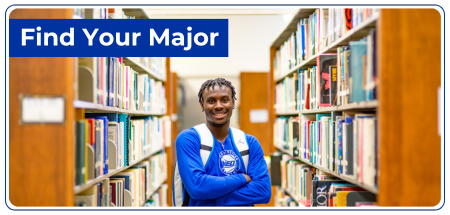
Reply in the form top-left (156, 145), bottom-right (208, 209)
top-left (76, 120), bottom-right (86, 185)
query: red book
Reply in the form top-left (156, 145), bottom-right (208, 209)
top-left (86, 118), bottom-right (95, 146)
top-left (110, 182), bottom-right (116, 206)
top-left (305, 81), bottom-right (310, 109)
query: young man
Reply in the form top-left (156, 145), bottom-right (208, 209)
top-left (173, 78), bottom-right (271, 206)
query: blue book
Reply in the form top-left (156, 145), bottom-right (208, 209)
top-left (349, 39), bottom-right (367, 103)
top-left (344, 116), bottom-right (355, 175)
top-left (90, 116), bottom-right (109, 174)
top-left (119, 113), bottom-right (129, 166)
top-left (97, 183), bottom-right (102, 206)
top-left (337, 119), bottom-right (343, 174)
top-left (301, 21), bottom-right (305, 59)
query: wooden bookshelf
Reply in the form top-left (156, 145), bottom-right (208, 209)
top-left (9, 8), bottom-right (174, 207)
top-left (275, 145), bottom-right (378, 194)
top-left (269, 8), bottom-right (441, 207)
top-left (281, 187), bottom-right (306, 207)
top-left (274, 10), bottom-right (379, 83)
top-left (74, 147), bottom-right (165, 194)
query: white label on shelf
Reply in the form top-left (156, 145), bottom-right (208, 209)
top-left (21, 96), bottom-right (65, 123)
top-left (438, 87), bottom-right (441, 136)
top-left (171, 113), bottom-right (178, 122)
top-left (249, 109), bottom-right (268, 123)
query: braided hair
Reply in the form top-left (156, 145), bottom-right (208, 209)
top-left (198, 78), bottom-right (237, 103)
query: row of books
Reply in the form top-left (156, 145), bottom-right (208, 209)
top-left (274, 30), bottom-right (377, 113)
top-left (279, 155), bottom-right (377, 207)
top-left (274, 111), bottom-right (378, 188)
top-left (128, 57), bottom-right (167, 81)
top-left (273, 8), bottom-right (378, 79)
top-left (75, 152), bottom-right (167, 207)
top-left (108, 8), bottom-right (167, 81)
top-left (79, 56), bottom-right (167, 113)
top-left (75, 113), bottom-right (171, 185)
top-left (143, 184), bottom-right (169, 207)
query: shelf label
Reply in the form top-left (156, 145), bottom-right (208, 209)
top-left (21, 96), bottom-right (65, 124)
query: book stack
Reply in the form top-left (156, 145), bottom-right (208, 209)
top-left (75, 114), bottom-right (171, 186)
top-left (275, 29), bottom-right (377, 112)
top-left (273, 8), bottom-right (378, 80)
top-left (78, 57), bottom-right (167, 113)
top-left (311, 170), bottom-right (377, 207)
top-left (274, 74), bottom-right (299, 113)
top-left (75, 153), bottom-right (167, 207)
top-left (281, 156), bottom-right (315, 206)
top-left (273, 116), bottom-right (299, 157)
top-left (298, 111), bottom-right (378, 188)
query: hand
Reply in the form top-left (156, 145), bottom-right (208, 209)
top-left (242, 174), bottom-right (252, 183)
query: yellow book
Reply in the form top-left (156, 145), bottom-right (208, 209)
top-left (336, 191), bottom-right (352, 207)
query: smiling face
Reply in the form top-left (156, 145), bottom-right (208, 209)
top-left (200, 85), bottom-right (235, 128)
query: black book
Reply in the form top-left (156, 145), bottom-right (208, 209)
top-left (292, 120), bottom-right (299, 157)
top-left (270, 153), bottom-right (282, 186)
top-left (312, 180), bottom-right (342, 207)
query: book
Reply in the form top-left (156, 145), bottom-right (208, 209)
top-left (91, 116), bottom-right (109, 175)
top-left (343, 47), bottom-right (351, 104)
top-left (344, 116), bottom-right (355, 176)
top-left (75, 120), bottom-right (85, 185)
top-left (86, 113), bottom-right (121, 169)
top-left (312, 180), bottom-right (343, 207)
top-left (94, 119), bottom-right (102, 177)
top-left (349, 39), bottom-right (367, 103)
top-left (345, 8), bottom-right (352, 31)
top-left (118, 113), bottom-right (129, 166)
top-left (329, 65), bottom-right (338, 105)
top-left (113, 172), bottom-right (135, 206)
top-left (317, 54), bottom-right (337, 107)
top-left (292, 117), bottom-right (300, 157)
top-left (346, 192), bottom-right (376, 206)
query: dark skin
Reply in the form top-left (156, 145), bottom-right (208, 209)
top-left (199, 85), bottom-right (252, 183)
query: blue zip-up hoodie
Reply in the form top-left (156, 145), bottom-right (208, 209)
top-left (174, 128), bottom-right (271, 206)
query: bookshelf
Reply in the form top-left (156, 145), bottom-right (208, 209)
top-left (269, 8), bottom-right (441, 207)
top-left (9, 8), bottom-right (175, 207)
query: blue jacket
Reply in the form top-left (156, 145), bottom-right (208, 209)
top-left (174, 128), bottom-right (271, 206)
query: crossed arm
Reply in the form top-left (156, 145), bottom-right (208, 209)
top-left (176, 130), bottom-right (271, 205)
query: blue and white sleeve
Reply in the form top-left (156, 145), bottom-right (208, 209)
top-left (215, 134), bottom-right (272, 206)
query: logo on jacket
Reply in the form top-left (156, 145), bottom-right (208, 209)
top-left (219, 150), bottom-right (240, 175)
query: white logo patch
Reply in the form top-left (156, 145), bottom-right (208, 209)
top-left (219, 150), bottom-right (240, 175)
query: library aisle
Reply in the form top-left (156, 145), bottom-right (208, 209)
top-left (8, 7), bottom-right (441, 208)
top-left (10, 8), bottom-right (172, 207)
